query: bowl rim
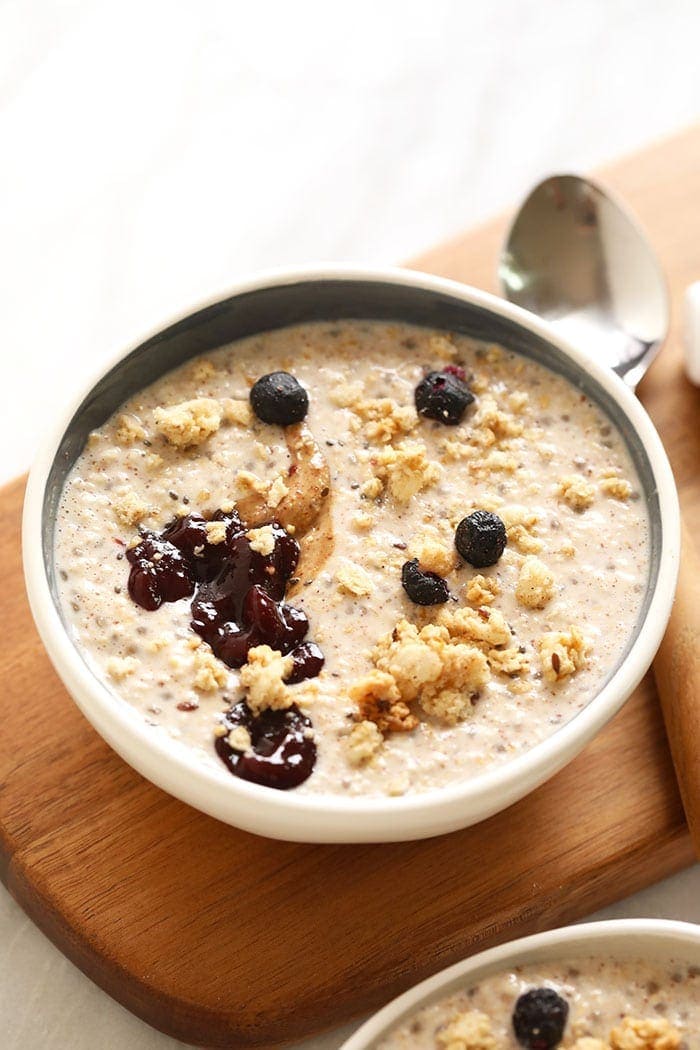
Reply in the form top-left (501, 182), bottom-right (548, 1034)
top-left (22, 262), bottom-right (681, 836)
top-left (338, 918), bottom-right (700, 1049)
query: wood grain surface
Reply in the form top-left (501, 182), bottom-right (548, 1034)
top-left (654, 524), bottom-right (700, 854)
top-left (3, 125), bottom-right (700, 1048)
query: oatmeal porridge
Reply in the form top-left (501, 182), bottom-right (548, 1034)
top-left (54, 321), bottom-right (649, 795)
top-left (376, 956), bottom-right (699, 1048)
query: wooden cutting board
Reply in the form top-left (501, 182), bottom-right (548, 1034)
top-left (2, 126), bottom-right (700, 1049)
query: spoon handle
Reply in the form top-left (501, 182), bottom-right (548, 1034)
top-left (653, 522), bottom-right (700, 856)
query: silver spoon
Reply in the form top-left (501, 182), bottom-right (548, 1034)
top-left (499, 173), bottom-right (668, 388)
top-left (498, 172), bottom-right (700, 856)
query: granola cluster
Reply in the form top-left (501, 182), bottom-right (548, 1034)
top-left (346, 603), bottom-right (538, 749)
top-left (238, 645), bottom-right (293, 717)
top-left (436, 1010), bottom-right (496, 1050)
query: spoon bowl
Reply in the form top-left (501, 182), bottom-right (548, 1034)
top-left (499, 173), bottom-right (669, 387)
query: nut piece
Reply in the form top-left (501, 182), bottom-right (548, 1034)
top-left (539, 626), bottom-right (589, 683)
top-left (349, 670), bottom-right (419, 733)
top-left (247, 524), bottom-right (276, 556)
top-left (113, 489), bottom-right (150, 527)
top-left (115, 414), bottom-right (147, 444)
top-left (465, 574), bottom-right (499, 606)
top-left (239, 645), bottom-right (293, 716)
top-left (502, 505), bottom-right (543, 554)
top-left (487, 646), bottom-right (529, 676)
top-left (226, 725), bottom-right (252, 752)
top-left (360, 477), bottom-right (384, 500)
top-left (329, 379), bottom-right (365, 407)
top-left (436, 1009), bottom-right (497, 1050)
top-left (336, 559), bottom-right (374, 597)
top-left (268, 475), bottom-right (290, 507)
top-left (558, 474), bottom-right (596, 510)
top-left (474, 395), bottom-right (524, 441)
top-left (515, 556), bottom-right (555, 609)
top-left (609, 1017), bottom-right (681, 1050)
top-left (345, 720), bottom-right (383, 765)
top-left (222, 397), bottom-right (254, 426)
top-left (373, 440), bottom-right (441, 503)
top-left (352, 511), bottom-right (374, 531)
top-left (153, 398), bottom-right (223, 447)
top-left (189, 358), bottom-right (216, 384)
top-left (600, 471), bottom-right (633, 501)
top-left (437, 605), bottom-right (511, 650)
top-left (205, 520), bottom-right (227, 545)
top-left (235, 470), bottom-right (269, 498)
top-left (106, 655), bottom-right (139, 680)
top-left (351, 397), bottom-right (418, 444)
top-left (193, 649), bottom-right (228, 692)
top-left (408, 532), bottom-right (457, 577)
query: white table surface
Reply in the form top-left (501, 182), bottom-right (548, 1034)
top-left (3, 2), bottom-right (700, 1047)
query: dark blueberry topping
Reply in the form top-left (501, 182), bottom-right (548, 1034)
top-left (512, 988), bottom-right (569, 1050)
top-left (125, 511), bottom-right (323, 787)
top-left (401, 558), bottom-right (450, 606)
top-left (162, 510), bottom-right (245, 581)
top-left (126, 535), bottom-right (195, 610)
top-left (250, 371), bottom-right (309, 426)
top-left (286, 641), bottom-right (325, 684)
top-left (127, 513), bottom-right (320, 677)
top-left (215, 700), bottom-right (316, 790)
top-left (414, 370), bottom-right (475, 425)
top-left (443, 363), bottom-right (468, 382)
top-left (455, 510), bottom-right (507, 568)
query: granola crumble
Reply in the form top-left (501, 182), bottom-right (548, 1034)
top-left (436, 1010), bottom-right (496, 1050)
top-left (539, 626), bottom-right (589, 683)
top-left (345, 720), bottom-right (383, 765)
top-left (558, 473), bottom-right (596, 511)
top-left (239, 645), bottom-right (293, 716)
top-left (153, 397), bottom-right (223, 447)
top-left (515, 555), bottom-right (556, 609)
top-left (609, 1017), bottom-right (681, 1050)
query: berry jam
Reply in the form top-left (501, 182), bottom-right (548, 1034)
top-left (126, 511), bottom-right (324, 789)
top-left (215, 700), bottom-right (316, 790)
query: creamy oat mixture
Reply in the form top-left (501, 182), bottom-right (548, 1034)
top-left (55, 321), bottom-right (649, 796)
top-left (376, 956), bottom-right (699, 1048)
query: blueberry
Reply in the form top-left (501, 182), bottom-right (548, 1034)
top-left (286, 641), bottom-right (325, 684)
top-left (215, 700), bottom-right (317, 790)
top-left (455, 510), bottom-right (507, 568)
top-left (250, 371), bottom-right (308, 425)
top-left (401, 558), bottom-right (450, 605)
top-left (414, 370), bottom-right (474, 425)
top-left (512, 988), bottom-right (569, 1050)
top-left (126, 534), bottom-right (195, 610)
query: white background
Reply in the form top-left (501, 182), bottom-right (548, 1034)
top-left (2, 1), bottom-right (700, 1047)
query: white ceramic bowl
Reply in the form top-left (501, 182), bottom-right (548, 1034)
top-left (22, 265), bottom-right (680, 843)
top-left (340, 918), bottom-right (700, 1049)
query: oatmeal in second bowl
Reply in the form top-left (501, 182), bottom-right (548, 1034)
top-left (23, 267), bottom-right (679, 842)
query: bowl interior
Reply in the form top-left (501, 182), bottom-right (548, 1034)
top-left (42, 277), bottom-right (661, 700)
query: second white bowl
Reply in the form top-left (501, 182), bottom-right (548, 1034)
top-left (341, 918), bottom-right (700, 1048)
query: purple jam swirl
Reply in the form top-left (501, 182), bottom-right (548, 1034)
top-left (125, 510), bottom-right (324, 789)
